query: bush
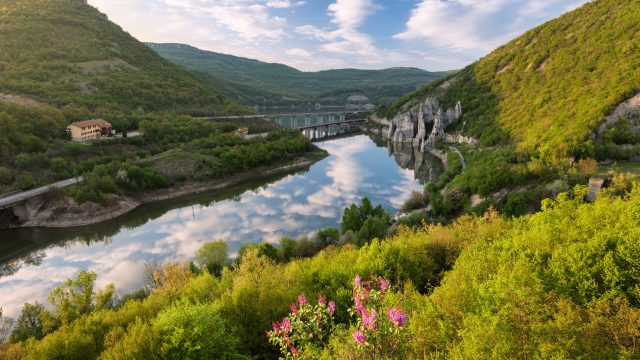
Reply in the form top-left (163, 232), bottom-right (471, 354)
top-left (50, 157), bottom-right (67, 174)
top-left (153, 303), bottom-right (247, 360)
top-left (14, 153), bottom-right (31, 170)
top-left (402, 191), bottom-right (427, 212)
top-left (15, 173), bottom-right (35, 189)
top-left (0, 166), bottom-right (12, 185)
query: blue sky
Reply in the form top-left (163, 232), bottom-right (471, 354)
top-left (88, 0), bottom-right (589, 72)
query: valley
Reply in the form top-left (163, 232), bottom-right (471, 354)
top-left (1, 0), bottom-right (640, 358)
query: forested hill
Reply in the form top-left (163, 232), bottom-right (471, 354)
top-left (0, 0), bottom-right (245, 115)
top-left (380, 0), bottom-right (640, 162)
top-left (148, 43), bottom-right (449, 106)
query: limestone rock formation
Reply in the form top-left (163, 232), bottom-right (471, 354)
top-left (382, 98), bottom-right (463, 152)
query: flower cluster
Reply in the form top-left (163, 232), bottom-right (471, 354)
top-left (349, 274), bottom-right (407, 347)
top-left (268, 293), bottom-right (336, 359)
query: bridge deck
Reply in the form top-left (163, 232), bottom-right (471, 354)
top-left (0, 177), bottom-right (83, 210)
top-left (198, 111), bottom-right (369, 120)
top-left (294, 118), bottom-right (366, 130)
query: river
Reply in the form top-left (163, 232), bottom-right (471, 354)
top-left (0, 134), bottom-right (443, 317)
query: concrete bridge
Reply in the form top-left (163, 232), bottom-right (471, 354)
top-left (0, 177), bottom-right (83, 225)
top-left (0, 177), bottom-right (83, 211)
top-left (197, 110), bottom-right (369, 121)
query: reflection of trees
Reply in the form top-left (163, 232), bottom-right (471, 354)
top-left (0, 250), bottom-right (45, 277)
top-left (0, 168), bottom-right (298, 278)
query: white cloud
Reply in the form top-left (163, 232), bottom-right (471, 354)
top-left (328, 0), bottom-right (377, 29)
top-left (286, 48), bottom-right (313, 58)
top-left (395, 0), bottom-right (589, 53)
top-left (295, 0), bottom-right (380, 57)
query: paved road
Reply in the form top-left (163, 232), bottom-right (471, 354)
top-left (0, 177), bottom-right (83, 209)
top-left (450, 146), bottom-right (467, 170)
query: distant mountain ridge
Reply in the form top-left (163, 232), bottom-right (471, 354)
top-left (148, 43), bottom-right (449, 107)
top-left (0, 0), bottom-right (245, 116)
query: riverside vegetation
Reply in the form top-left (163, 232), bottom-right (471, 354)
top-left (0, 0), bottom-right (324, 221)
top-left (373, 0), bottom-right (640, 222)
top-left (2, 182), bottom-right (640, 358)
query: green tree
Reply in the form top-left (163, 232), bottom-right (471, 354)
top-left (0, 166), bottom-right (12, 185)
top-left (10, 303), bottom-right (45, 343)
top-left (278, 237), bottom-right (297, 262)
top-left (50, 157), bottom-right (67, 174)
top-left (316, 227), bottom-right (340, 247)
top-left (14, 153), bottom-right (31, 169)
top-left (46, 270), bottom-right (114, 329)
top-left (258, 242), bottom-right (279, 262)
top-left (342, 197), bottom-right (390, 245)
top-left (195, 240), bottom-right (229, 276)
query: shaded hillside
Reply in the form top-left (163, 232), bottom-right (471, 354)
top-left (381, 0), bottom-right (640, 162)
top-left (0, 0), bottom-right (245, 115)
top-left (148, 43), bottom-right (449, 106)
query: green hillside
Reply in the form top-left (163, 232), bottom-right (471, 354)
top-left (0, 0), bottom-right (244, 116)
top-left (148, 43), bottom-right (449, 105)
top-left (0, 0), bottom-right (280, 196)
top-left (383, 0), bottom-right (640, 162)
top-left (372, 0), bottom-right (640, 222)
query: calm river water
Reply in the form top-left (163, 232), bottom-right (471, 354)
top-left (0, 134), bottom-right (443, 317)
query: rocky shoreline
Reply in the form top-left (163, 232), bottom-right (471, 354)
top-left (14, 150), bottom-right (328, 229)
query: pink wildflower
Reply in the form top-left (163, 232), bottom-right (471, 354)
top-left (298, 294), bottom-right (307, 306)
top-left (281, 317), bottom-right (292, 332)
top-left (378, 277), bottom-right (391, 292)
top-left (318, 294), bottom-right (326, 306)
top-left (354, 274), bottom-right (361, 288)
top-left (290, 302), bottom-right (298, 315)
top-left (290, 346), bottom-right (299, 357)
top-left (387, 308), bottom-right (407, 327)
top-left (352, 330), bottom-right (366, 344)
top-left (354, 295), bottom-right (364, 314)
top-left (328, 300), bottom-right (336, 315)
top-left (361, 309), bottom-right (377, 330)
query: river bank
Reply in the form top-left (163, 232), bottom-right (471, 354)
top-left (12, 148), bottom-right (328, 229)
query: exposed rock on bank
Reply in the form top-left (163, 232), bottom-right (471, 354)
top-left (596, 93), bottom-right (640, 137)
top-left (11, 150), bottom-right (327, 229)
top-left (371, 98), bottom-right (472, 152)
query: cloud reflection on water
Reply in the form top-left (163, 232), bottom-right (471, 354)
top-left (0, 135), bottom-right (431, 317)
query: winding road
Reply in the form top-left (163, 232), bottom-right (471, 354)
top-left (450, 146), bottom-right (467, 170)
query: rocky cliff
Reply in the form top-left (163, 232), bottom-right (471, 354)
top-left (378, 98), bottom-right (463, 152)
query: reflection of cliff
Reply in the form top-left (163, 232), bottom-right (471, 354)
top-left (383, 137), bottom-right (444, 184)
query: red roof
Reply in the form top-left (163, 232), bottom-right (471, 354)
top-left (69, 119), bottom-right (111, 128)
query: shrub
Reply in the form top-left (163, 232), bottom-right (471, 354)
top-left (50, 157), bottom-right (67, 174)
top-left (268, 294), bottom-right (336, 358)
top-left (0, 166), bottom-right (12, 185)
top-left (153, 303), bottom-right (246, 360)
top-left (402, 191), bottom-right (427, 212)
top-left (14, 153), bottom-right (31, 169)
